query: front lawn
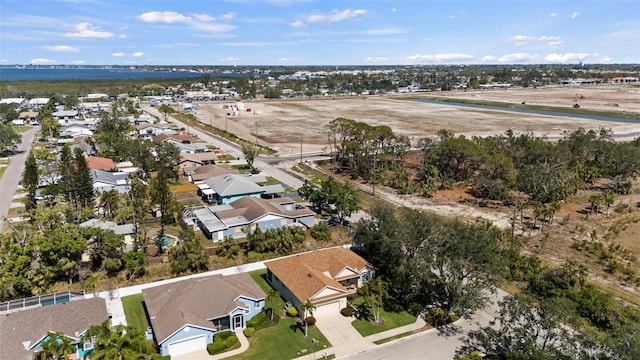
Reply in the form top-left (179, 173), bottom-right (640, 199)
top-left (226, 317), bottom-right (330, 360)
top-left (121, 293), bottom-right (150, 332)
top-left (350, 298), bottom-right (417, 337)
top-left (230, 270), bottom-right (330, 359)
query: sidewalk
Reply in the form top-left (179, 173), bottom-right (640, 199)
top-left (292, 316), bottom-right (428, 360)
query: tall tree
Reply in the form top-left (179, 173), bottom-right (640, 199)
top-left (22, 153), bottom-right (39, 210)
top-left (169, 228), bottom-right (208, 275)
top-left (0, 122), bottom-right (21, 152)
top-left (242, 143), bottom-right (259, 171)
top-left (157, 104), bottom-right (175, 122)
top-left (72, 147), bottom-right (95, 211)
top-left (57, 144), bottom-right (75, 202)
top-left (83, 323), bottom-right (154, 360)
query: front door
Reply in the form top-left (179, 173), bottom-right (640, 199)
top-left (233, 314), bottom-right (243, 329)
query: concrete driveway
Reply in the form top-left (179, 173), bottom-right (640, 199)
top-left (313, 311), bottom-right (374, 359)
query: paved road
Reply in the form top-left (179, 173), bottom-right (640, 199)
top-left (0, 127), bottom-right (38, 230)
top-left (340, 289), bottom-right (508, 360)
top-left (142, 105), bottom-right (308, 189)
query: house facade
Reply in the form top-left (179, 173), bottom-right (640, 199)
top-left (142, 273), bottom-right (265, 357)
top-left (187, 196), bottom-right (315, 241)
top-left (265, 247), bottom-right (375, 318)
top-left (0, 297), bottom-right (108, 360)
top-left (202, 174), bottom-right (266, 204)
top-left (90, 170), bottom-right (130, 193)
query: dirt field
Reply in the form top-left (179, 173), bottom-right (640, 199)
top-left (194, 85), bottom-right (640, 156)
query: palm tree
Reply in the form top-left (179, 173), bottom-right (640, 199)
top-left (100, 189), bottom-right (120, 219)
top-left (84, 323), bottom-right (153, 360)
top-left (300, 300), bottom-right (316, 337)
top-left (266, 288), bottom-right (280, 321)
top-left (36, 331), bottom-right (75, 360)
top-left (602, 189), bottom-right (615, 216)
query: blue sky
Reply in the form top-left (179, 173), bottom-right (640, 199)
top-left (1, 0), bottom-right (638, 66)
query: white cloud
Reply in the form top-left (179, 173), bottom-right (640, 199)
top-left (220, 12), bottom-right (236, 20)
top-left (278, 57), bottom-right (291, 62)
top-left (30, 58), bottom-right (56, 64)
top-left (291, 20), bottom-right (306, 28)
top-left (571, 11), bottom-right (580, 19)
top-left (544, 52), bottom-right (591, 63)
top-left (548, 41), bottom-right (563, 46)
top-left (112, 52), bottom-right (125, 57)
top-left (0, 59), bottom-right (10, 63)
top-left (132, 52), bottom-right (144, 57)
top-left (600, 56), bottom-right (614, 63)
top-left (549, 12), bottom-right (558, 17)
top-left (539, 36), bottom-right (562, 46)
top-left (64, 22), bottom-right (114, 39)
top-left (220, 57), bottom-right (239, 62)
top-left (407, 53), bottom-right (474, 62)
top-left (498, 53), bottom-right (539, 62)
top-left (193, 13), bottom-right (215, 22)
top-left (422, 38), bottom-right (429, 43)
top-left (192, 22), bottom-right (237, 32)
top-left (45, 45), bottom-right (78, 52)
top-left (69, 60), bottom-right (85, 65)
top-left (119, 34), bottom-right (127, 39)
top-left (364, 56), bottom-right (388, 63)
top-left (306, 9), bottom-right (366, 23)
top-left (509, 35), bottom-right (536, 46)
top-left (392, 8), bottom-right (396, 12)
top-left (481, 55), bottom-right (498, 62)
top-left (139, 11), bottom-right (192, 23)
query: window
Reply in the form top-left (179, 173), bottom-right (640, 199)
top-left (83, 336), bottom-right (96, 351)
top-left (255, 300), bottom-right (261, 309)
top-left (361, 271), bottom-right (371, 283)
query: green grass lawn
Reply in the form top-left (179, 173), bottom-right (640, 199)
top-left (121, 293), bottom-right (150, 333)
top-left (231, 270), bottom-right (331, 359)
top-left (13, 126), bottom-right (33, 133)
top-left (350, 298), bottom-right (417, 337)
top-left (226, 317), bottom-right (330, 360)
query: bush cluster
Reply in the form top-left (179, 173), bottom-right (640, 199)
top-left (206, 332), bottom-right (239, 355)
top-left (340, 306), bottom-right (353, 317)
top-left (243, 327), bottom-right (255, 337)
top-left (305, 316), bottom-right (316, 326)
top-left (286, 306), bottom-right (298, 317)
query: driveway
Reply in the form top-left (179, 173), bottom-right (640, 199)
top-left (0, 126), bottom-right (38, 230)
top-left (313, 311), bottom-right (374, 359)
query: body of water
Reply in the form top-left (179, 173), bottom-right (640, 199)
top-left (411, 98), bottom-right (640, 125)
top-left (0, 67), bottom-right (248, 81)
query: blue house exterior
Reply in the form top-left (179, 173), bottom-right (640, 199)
top-left (142, 273), bottom-right (266, 358)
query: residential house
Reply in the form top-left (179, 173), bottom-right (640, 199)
top-left (18, 111), bottom-right (39, 124)
top-left (185, 164), bottom-right (238, 183)
top-left (52, 110), bottom-right (79, 123)
top-left (186, 196), bottom-right (315, 241)
top-left (90, 170), bottom-right (130, 193)
top-left (0, 297), bottom-right (108, 360)
top-left (142, 273), bottom-right (265, 357)
top-left (79, 219), bottom-right (136, 251)
top-left (11, 118), bottom-right (26, 126)
top-left (86, 156), bottom-right (115, 171)
top-left (266, 247), bottom-right (375, 317)
top-left (203, 174), bottom-right (267, 204)
top-left (136, 123), bottom-right (176, 138)
top-left (60, 125), bottom-right (94, 138)
top-left (178, 152), bottom-right (217, 169)
top-left (154, 133), bottom-right (210, 153)
top-left (28, 98), bottom-right (50, 108)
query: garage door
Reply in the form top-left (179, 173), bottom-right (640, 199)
top-left (313, 301), bottom-right (342, 318)
top-left (168, 334), bottom-right (207, 357)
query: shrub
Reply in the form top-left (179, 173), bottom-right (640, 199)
top-left (207, 341), bottom-right (225, 355)
top-left (226, 334), bottom-right (239, 347)
top-left (243, 327), bottom-right (255, 337)
top-left (247, 311), bottom-right (267, 328)
top-left (340, 306), bottom-right (353, 317)
top-left (310, 221), bottom-right (331, 242)
top-left (217, 330), bottom-right (233, 340)
top-left (305, 316), bottom-right (316, 326)
top-left (286, 306), bottom-right (298, 317)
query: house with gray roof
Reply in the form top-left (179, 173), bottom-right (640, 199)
top-left (79, 219), bottom-right (136, 251)
top-left (142, 273), bottom-right (265, 358)
top-left (203, 173), bottom-right (284, 204)
top-left (188, 196), bottom-right (315, 241)
top-left (90, 170), bottom-right (130, 193)
top-left (0, 297), bottom-right (108, 360)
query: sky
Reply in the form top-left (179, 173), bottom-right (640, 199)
top-left (1, 0), bottom-right (638, 66)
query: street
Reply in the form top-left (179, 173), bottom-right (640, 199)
top-left (0, 127), bottom-right (38, 230)
top-left (340, 289), bottom-right (508, 360)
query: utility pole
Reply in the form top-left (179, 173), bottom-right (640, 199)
top-left (255, 121), bottom-right (258, 145)
top-left (300, 133), bottom-right (303, 164)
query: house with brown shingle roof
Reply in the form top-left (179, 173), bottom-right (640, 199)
top-left (178, 152), bottom-right (217, 169)
top-left (142, 273), bottom-right (265, 358)
top-left (265, 247), bottom-right (375, 317)
top-left (0, 297), bottom-right (108, 360)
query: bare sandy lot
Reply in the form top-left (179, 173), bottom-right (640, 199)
top-left (194, 85), bottom-right (640, 156)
